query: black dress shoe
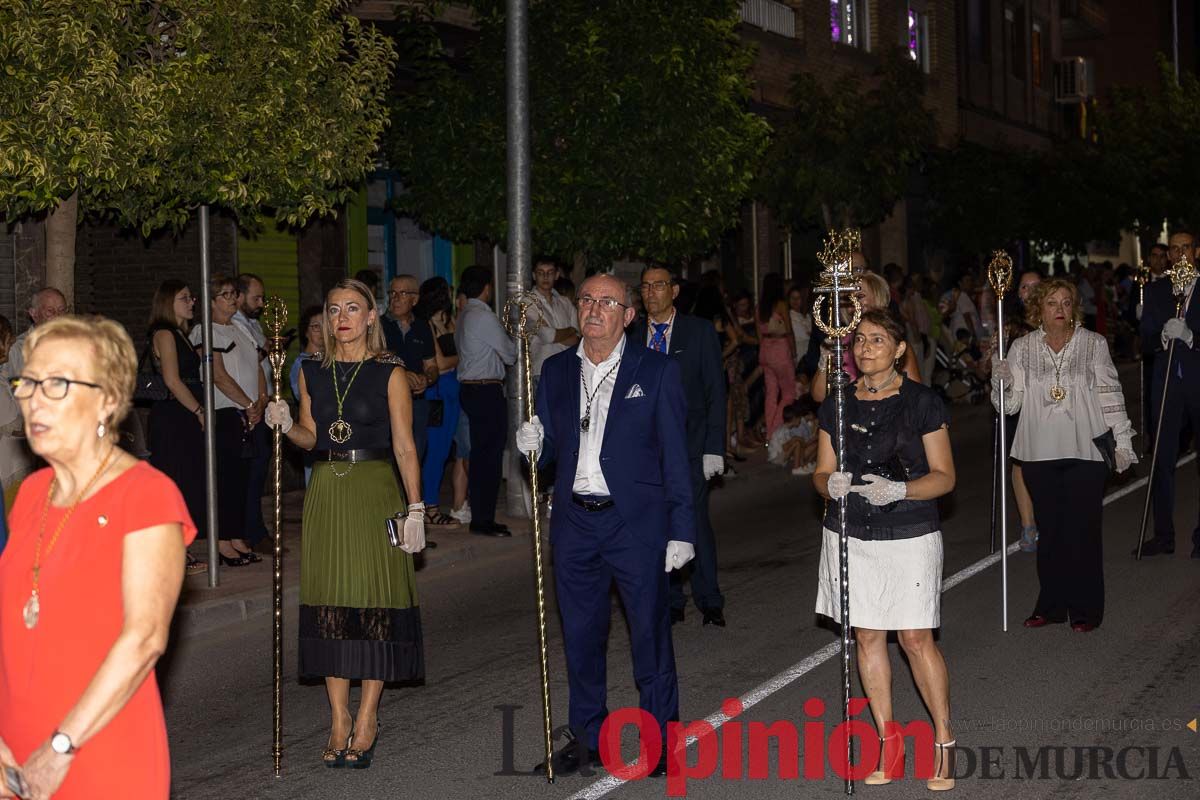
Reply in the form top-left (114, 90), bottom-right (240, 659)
top-left (425, 539), bottom-right (438, 549)
top-left (670, 608), bottom-right (685, 625)
top-left (470, 523), bottom-right (513, 538)
top-left (1133, 538), bottom-right (1175, 557)
top-left (701, 608), bottom-right (726, 628)
top-left (534, 744), bottom-right (602, 776)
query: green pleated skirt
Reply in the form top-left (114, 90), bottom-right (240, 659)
top-left (298, 460), bottom-right (424, 682)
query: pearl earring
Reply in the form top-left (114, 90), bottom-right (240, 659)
top-left (97, 420), bottom-right (107, 439)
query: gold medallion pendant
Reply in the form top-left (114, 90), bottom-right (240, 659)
top-left (1049, 384), bottom-right (1067, 403)
top-left (329, 418), bottom-right (353, 444)
top-left (23, 592), bottom-right (39, 629)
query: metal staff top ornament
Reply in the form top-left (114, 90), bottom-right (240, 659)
top-left (1134, 259), bottom-right (1151, 307)
top-left (986, 250), bottom-right (1013, 297)
top-left (262, 297), bottom-right (288, 371)
top-left (1168, 253), bottom-right (1198, 308)
top-left (813, 228), bottom-right (864, 338)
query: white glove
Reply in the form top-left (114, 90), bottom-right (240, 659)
top-left (664, 540), bottom-right (695, 572)
top-left (702, 454), bottom-right (724, 480)
top-left (1162, 317), bottom-right (1194, 349)
top-left (265, 400), bottom-right (293, 434)
top-left (1115, 449), bottom-right (1136, 474)
top-left (1135, 303), bottom-right (1143, 320)
top-left (402, 503), bottom-right (426, 553)
top-left (826, 471), bottom-right (852, 500)
top-left (516, 415), bottom-right (544, 456)
top-left (991, 357), bottom-right (1013, 384)
top-left (853, 474), bottom-right (907, 506)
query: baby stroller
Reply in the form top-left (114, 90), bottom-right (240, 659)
top-left (932, 338), bottom-right (988, 405)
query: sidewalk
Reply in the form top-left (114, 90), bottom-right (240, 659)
top-left (176, 491), bottom-right (533, 639)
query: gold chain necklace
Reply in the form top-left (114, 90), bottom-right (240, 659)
top-left (1045, 328), bottom-right (1074, 403)
top-left (329, 358), bottom-right (367, 444)
top-left (24, 447), bottom-right (117, 630)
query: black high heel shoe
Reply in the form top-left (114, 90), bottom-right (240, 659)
top-left (322, 724), bottom-right (354, 769)
top-left (218, 552), bottom-right (253, 567)
top-left (232, 547), bottom-right (263, 563)
top-left (346, 729), bottom-right (379, 770)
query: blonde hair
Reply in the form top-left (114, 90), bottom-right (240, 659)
top-left (859, 272), bottom-right (891, 311)
top-left (23, 315), bottom-right (137, 436)
top-left (321, 278), bottom-right (387, 368)
top-left (1026, 278), bottom-right (1082, 329)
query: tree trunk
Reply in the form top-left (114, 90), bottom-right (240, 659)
top-left (44, 191), bottom-right (78, 306)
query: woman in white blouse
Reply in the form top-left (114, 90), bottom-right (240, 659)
top-left (991, 279), bottom-right (1136, 633)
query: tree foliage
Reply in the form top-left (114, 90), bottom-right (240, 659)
top-left (759, 51), bottom-right (936, 232)
top-left (0, 0), bottom-right (396, 233)
top-left (387, 0), bottom-right (768, 263)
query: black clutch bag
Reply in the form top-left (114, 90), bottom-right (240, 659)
top-left (428, 398), bottom-right (445, 428)
top-left (859, 455), bottom-right (910, 512)
top-left (1093, 428), bottom-right (1118, 471)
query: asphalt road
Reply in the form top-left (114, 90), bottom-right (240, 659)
top-left (163, 368), bottom-right (1200, 799)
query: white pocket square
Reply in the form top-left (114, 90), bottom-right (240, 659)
top-left (625, 384), bottom-right (645, 399)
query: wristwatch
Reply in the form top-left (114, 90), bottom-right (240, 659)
top-left (50, 731), bottom-right (77, 755)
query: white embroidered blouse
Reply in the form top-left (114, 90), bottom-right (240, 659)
top-left (991, 325), bottom-right (1137, 463)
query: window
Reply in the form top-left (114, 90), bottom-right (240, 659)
top-left (967, 0), bottom-right (990, 63)
top-left (1005, 5), bottom-right (1025, 79)
top-left (908, 4), bottom-right (930, 72)
top-left (1031, 21), bottom-right (1044, 88)
top-left (831, 0), bottom-right (870, 51)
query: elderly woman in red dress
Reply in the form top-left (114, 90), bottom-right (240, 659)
top-left (0, 316), bottom-right (195, 800)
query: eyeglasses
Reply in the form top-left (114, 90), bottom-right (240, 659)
top-left (10, 376), bottom-right (104, 400)
top-left (388, 290), bottom-right (419, 298)
top-left (577, 296), bottom-right (628, 311)
top-left (639, 280), bottom-right (672, 292)
top-left (178, 295), bottom-right (196, 303)
top-left (215, 290), bottom-right (238, 300)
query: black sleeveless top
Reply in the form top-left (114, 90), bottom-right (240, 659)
top-left (149, 323), bottom-right (202, 386)
top-left (818, 377), bottom-right (949, 540)
top-left (301, 355), bottom-right (400, 450)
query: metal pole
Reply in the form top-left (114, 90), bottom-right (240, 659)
top-left (199, 205), bottom-right (220, 587)
top-left (989, 412), bottom-right (999, 554)
top-left (504, 0), bottom-right (531, 519)
top-left (784, 234), bottom-right (793, 281)
top-left (987, 251), bottom-right (1013, 632)
top-left (751, 203), bottom-right (760, 305)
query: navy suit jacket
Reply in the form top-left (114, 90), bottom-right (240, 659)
top-left (535, 340), bottom-right (696, 549)
top-left (629, 313), bottom-right (727, 462)
top-left (1140, 277), bottom-right (1200, 387)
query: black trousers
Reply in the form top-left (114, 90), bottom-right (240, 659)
top-left (1021, 459), bottom-right (1108, 627)
top-left (670, 459), bottom-right (723, 612)
top-left (1149, 368), bottom-right (1200, 547)
top-left (460, 383), bottom-right (506, 526)
top-left (242, 421), bottom-right (270, 546)
top-left (213, 409), bottom-right (250, 541)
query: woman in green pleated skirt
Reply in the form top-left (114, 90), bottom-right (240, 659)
top-left (268, 278), bottom-right (428, 770)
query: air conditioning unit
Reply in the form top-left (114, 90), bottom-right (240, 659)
top-left (1055, 57), bottom-right (1093, 103)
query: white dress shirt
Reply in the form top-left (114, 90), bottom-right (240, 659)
top-left (191, 322), bottom-right (261, 410)
top-left (573, 335), bottom-right (627, 495)
top-left (232, 310), bottom-right (273, 394)
top-left (644, 310), bottom-right (675, 352)
top-left (992, 325), bottom-right (1136, 462)
top-left (527, 289), bottom-right (579, 376)
top-left (456, 297), bottom-right (517, 381)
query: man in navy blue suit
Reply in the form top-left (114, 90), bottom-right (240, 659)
top-left (517, 272), bottom-right (696, 776)
top-left (1138, 230), bottom-right (1200, 559)
top-left (630, 265), bottom-right (728, 627)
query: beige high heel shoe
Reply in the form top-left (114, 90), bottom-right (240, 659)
top-left (927, 739), bottom-right (956, 791)
top-left (864, 733), bottom-right (904, 785)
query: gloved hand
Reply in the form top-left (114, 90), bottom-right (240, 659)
top-left (516, 415), bottom-right (544, 456)
top-left (402, 502), bottom-right (426, 553)
top-left (1162, 317), bottom-right (1194, 349)
top-left (265, 400), bottom-right (293, 434)
top-left (664, 540), bottom-right (695, 572)
top-left (1115, 449), bottom-right (1136, 474)
top-left (826, 471), bottom-right (852, 500)
top-left (1135, 303), bottom-right (1143, 321)
top-left (702, 454), bottom-right (724, 480)
top-left (853, 474), bottom-right (907, 506)
top-left (991, 357), bottom-right (1013, 384)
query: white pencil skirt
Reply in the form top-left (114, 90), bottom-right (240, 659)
top-left (815, 527), bottom-right (943, 630)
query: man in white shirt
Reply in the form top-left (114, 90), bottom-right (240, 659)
top-left (516, 273), bottom-right (695, 777)
top-left (4, 287), bottom-right (69, 382)
top-left (232, 273), bottom-right (271, 550)
top-left (526, 257), bottom-right (579, 397)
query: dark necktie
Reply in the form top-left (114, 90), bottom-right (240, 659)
top-left (650, 322), bottom-right (669, 353)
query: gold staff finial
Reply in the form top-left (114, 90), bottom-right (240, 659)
top-left (812, 227), bottom-right (864, 337)
top-left (1134, 259), bottom-right (1151, 288)
top-left (986, 250), bottom-right (1013, 295)
top-left (1168, 252), bottom-right (1197, 300)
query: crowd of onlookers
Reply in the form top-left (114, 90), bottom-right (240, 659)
top-left (0, 248), bottom-right (1161, 557)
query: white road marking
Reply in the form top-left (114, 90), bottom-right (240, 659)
top-left (566, 453), bottom-right (1196, 799)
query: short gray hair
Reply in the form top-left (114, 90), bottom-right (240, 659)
top-left (580, 272), bottom-right (636, 307)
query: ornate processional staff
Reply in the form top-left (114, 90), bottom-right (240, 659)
top-left (1134, 254), bottom-right (1198, 559)
top-left (1134, 260), bottom-right (1152, 443)
top-left (502, 293), bottom-right (556, 783)
top-left (263, 297), bottom-right (288, 777)
top-left (812, 229), bottom-right (864, 797)
top-left (985, 251), bottom-right (1013, 632)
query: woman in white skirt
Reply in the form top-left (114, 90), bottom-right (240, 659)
top-left (813, 309), bottom-right (957, 790)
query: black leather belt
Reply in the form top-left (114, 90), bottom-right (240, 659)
top-left (571, 494), bottom-right (615, 512)
top-left (313, 448), bottom-right (391, 463)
